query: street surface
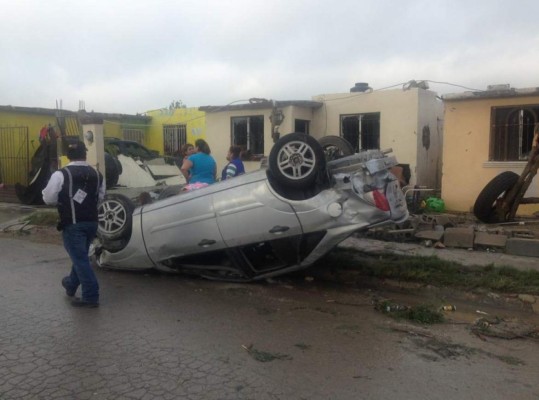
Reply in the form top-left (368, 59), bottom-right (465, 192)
top-left (1, 237), bottom-right (539, 400)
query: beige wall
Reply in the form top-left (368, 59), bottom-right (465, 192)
top-left (312, 88), bottom-right (443, 187)
top-left (441, 95), bottom-right (539, 214)
top-left (205, 109), bottom-right (271, 174)
top-left (204, 88), bottom-right (443, 186)
top-left (416, 90), bottom-right (444, 189)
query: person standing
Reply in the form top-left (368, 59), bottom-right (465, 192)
top-left (180, 138), bottom-right (216, 185)
top-left (221, 146), bottom-right (245, 181)
top-left (42, 140), bottom-right (105, 308)
top-left (173, 143), bottom-right (195, 169)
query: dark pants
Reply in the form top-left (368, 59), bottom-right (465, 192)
top-left (62, 221), bottom-right (99, 303)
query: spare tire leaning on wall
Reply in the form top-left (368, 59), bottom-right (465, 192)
top-left (473, 171), bottom-right (519, 223)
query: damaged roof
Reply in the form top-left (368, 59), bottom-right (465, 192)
top-left (199, 100), bottom-right (323, 112)
top-left (0, 105), bottom-right (151, 123)
top-left (442, 85), bottom-right (539, 102)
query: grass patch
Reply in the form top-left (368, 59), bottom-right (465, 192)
top-left (375, 301), bottom-right (445, 324)
top-left (322, 248), bottom-right (539, 295)
top-left (22, 211), bottom-right (58, 227)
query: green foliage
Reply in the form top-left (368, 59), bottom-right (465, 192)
top-left (324, 248), bottom-right (539, 295)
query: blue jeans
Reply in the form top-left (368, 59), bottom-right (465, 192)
top-left (62, 221), bottom-right (99, 303)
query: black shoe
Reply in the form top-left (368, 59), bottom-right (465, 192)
top-left (71, 298), bottom-right (99, 308)
top-left (61, 277), bottom-right (76, 297)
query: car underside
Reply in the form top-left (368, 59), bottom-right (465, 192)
top-left (92, 133), bottom-right (409, 281)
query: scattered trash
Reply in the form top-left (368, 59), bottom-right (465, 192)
top-left (476, 310), bottom-right (488, 315)
top-left (433, 241), bottom-right (445, 249)
top-left (424, 197), bottom-right (445, 213)
top-left (472, 317), bottom-right (539, 340)
top-left (385, 304), bottom-right (409, 312)
top-left (440, 305), bottom-right (456, 311)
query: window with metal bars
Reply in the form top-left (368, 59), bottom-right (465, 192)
top-left (490, 106), bottom-right (538, 161)
top-left (163, 124), bottom-right (187, 156)
top-left (122, 129), bottom-right (144, 144)
top-left (340, 113), bottom-right (380, 152)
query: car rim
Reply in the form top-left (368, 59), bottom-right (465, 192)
top-left (277, 140), bottom-right (316, 180)
top-left (98, 199), bottom-right (128, 234)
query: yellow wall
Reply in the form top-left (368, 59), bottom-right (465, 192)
top-left (442, 95), bottom-right (539, 215)
top-left (0, 110), bottom-right (61, 184)
top-left (145, 107), bottom-right (206, 154)
top-left (0, 110), bottom-right (59, 143)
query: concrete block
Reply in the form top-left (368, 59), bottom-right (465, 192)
top-left (505, 238), bottom-right (539, 258)
top-left (443, 226), bottom-right (474, 248)
top-left (474, 232), bottom-right (507, 248)
top-left (414, 230), bottom-right (444, 241)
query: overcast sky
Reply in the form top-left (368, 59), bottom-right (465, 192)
top-left (2, 0), bottom-right (538, 115)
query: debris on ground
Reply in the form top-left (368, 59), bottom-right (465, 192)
top-left (373, 299), bottom-right (445, 324)
top-left (241, 344), bottom-right (292, 362)
top-left (471, 317), bottom-right (539, 340)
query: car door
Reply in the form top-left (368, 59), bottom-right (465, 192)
top-left (141, 191), bottom-right (226, 263)
top-left (213, 179), bottom-right (303, 248)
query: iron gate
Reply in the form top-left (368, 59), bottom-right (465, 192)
top-left (0, 126), bottom-right (30, 186)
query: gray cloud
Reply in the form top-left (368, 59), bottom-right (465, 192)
top-left (1, 0), bottom-right (538, 114)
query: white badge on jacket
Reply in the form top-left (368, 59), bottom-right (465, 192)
top-left (73, 189), bottom-right (88, 204)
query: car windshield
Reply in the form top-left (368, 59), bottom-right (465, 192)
top-left (122, 142), bottom-right (154, 159)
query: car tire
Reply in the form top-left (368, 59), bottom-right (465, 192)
top-left (104, 153), bottom-right (121, 189)
top-left (473, 171), bottom-right (519, 223)
top-left (318, 135), bottom-right (355, 161)
top-left (268, 132), bottom-right (326, 189)
top-left (98, 193), bottom-right (134, 241)
top-left (157, 185), bottom-right (183, 200)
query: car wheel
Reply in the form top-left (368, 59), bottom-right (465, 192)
top-left (318, 135), bottom-right (354, 162)
top-left (268, 132), bottom-right (326, 189)
top-left (473, 171), bottom-right (519, 223)
top-left (98, 193), bottom-right (134, 241)
top-left (157, 185), bottom-right (183, 200)
top-left (104, 153), bottom-right (121, 189)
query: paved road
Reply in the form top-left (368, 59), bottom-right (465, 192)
top-left (1, 238), bottom-right (539, 400)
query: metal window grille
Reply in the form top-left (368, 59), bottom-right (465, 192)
top-left (491, 106), bottom-right (538, 161)
top-left (163, 124), bottom-right (187, 156)
top-left (122, 129), bottom-right (144, 144)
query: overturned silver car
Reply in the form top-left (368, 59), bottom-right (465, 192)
top-left (93, 133), bottom-right (408, 281)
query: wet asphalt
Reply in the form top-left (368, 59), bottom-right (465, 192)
top-left (1, 236), bottom-right (539, 400)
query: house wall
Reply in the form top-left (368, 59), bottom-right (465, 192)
top-left (441, 95), bottom-right (539, 214)
top-left (416, 90), bottom-right (444, 190)
top-left (145, 107), bottom-right (206, 154)
top-left (0, 109), bottom-right (58, 140)
top-left (205, 108), bottom-right (272, 174)
top-left (311, 88), bottom-right (443, 187)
